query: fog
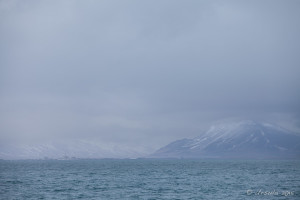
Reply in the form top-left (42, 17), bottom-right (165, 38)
top-left (1, 0), bottom-right (300, 157)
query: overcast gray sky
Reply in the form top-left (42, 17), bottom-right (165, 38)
top-left (1, 0), bottom-right (300, 154)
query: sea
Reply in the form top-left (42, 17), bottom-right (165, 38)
top-left (0, 159), bottom-right (299, 199)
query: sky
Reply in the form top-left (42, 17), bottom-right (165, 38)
top-left (1, 0), bottom-right (300, 157)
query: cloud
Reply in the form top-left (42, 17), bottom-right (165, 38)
top-left (1, 0), bottom-right (300, 156)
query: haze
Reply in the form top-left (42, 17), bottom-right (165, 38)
top-left (1, 0), bottom-right (300, 158)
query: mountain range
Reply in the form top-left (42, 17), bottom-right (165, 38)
top-left (150, 120), bottom-right (300, 159)
top-left (0, 140), bottom-right (147, 160)
top-left (1, 120), bottom-right (300, 160)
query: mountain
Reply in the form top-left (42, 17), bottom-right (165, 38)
top-left (0, 139), bottom-right (148, 160)
top-left (151, 120), bottom-right (300, 159)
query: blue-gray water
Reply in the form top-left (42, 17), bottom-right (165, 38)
top-left (0, 159), bottom-right (299, 199)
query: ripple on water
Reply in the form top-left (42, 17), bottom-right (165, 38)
top-left (0, 159), bottom-right (299, 199)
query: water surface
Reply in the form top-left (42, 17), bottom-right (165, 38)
top-left (0, 159), bottom-right (299, 199)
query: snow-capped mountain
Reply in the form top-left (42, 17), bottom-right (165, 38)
top-left (151, 120), bottom-right (300, 159)
top-left (0, 139), bottom-right (149, 160)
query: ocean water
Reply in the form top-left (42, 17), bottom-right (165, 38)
top-left (0, 159), bottom-right (299, 199)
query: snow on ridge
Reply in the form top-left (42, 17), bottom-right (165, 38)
top-left (197, 120), bottom-right (258, 139)
top-left (187, 120), bottom-right (293, 150)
